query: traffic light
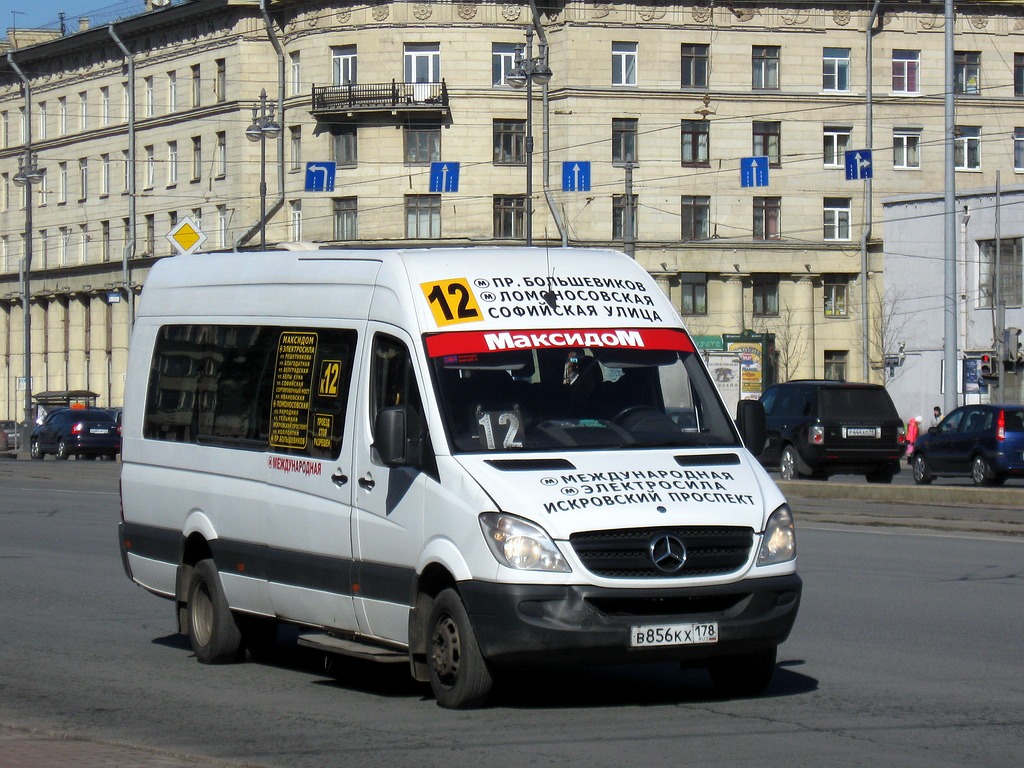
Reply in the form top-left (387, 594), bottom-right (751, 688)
top-left (1004, 327), bottom-right (1022, 362)
top-left (980, 353), bottom-right (999, 380)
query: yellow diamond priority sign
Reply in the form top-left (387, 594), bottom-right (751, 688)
top-left (166, 217), bottom-right (208, 256)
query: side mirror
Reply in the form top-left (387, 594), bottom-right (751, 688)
top-left (736, 399), bottom-right (767, 455)
top-left (374, 406), bottom-right (409, 466)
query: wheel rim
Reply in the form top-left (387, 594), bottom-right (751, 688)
top-left (914, 456), bottom-right (926, 481)
top-left (430, 613), bottom-right (462, 686)
top-left (780, 449), bottom-right (795, 480)
top-left (191, 583), bottom-right (214, 647)
top-left (972, 457), bottom-right (986, 484)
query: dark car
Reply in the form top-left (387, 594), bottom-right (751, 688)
top-left (911, 404), bottom-right (1024, 486)
top-left (30, 407), bottom-right (121, 460)
top-left (758, 380), bottom-right (906, 482)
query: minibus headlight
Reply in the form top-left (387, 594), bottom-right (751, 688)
top-left (757, 505), bottom-right (796, 566)
top-left (479, 513), bottom-right (570, 573)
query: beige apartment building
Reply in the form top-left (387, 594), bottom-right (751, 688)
top-left (2, 0), bottom-right (1023, 423)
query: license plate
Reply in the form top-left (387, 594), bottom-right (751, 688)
top-left (89, 428), bottom-right (109, 435)
top-left (843, 427), bottom-right (879, 438)
top-left (630, 622), bottom-right (718, 648)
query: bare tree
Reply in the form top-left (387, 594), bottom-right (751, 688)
top-left (865, 283), bottom-right (910, 384)
top-left (753, 302), bottom-right (809, 382)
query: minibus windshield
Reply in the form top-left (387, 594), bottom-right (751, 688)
top-left (425, 328), bottom-right (740, 453)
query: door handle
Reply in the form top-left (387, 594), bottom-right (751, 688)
top-left (331, 472), bottom-right (348, 487)
top-left (358, 474), bottom-right (376, 491)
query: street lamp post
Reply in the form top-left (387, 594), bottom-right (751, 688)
top-left (506, 27), bottom-right (552, 247)
top-left (12, 151), bottom-right (43, 449)
top-left (245, 88), bottom-right (281, 249)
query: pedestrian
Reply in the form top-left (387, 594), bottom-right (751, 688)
top-left (932, 405), bottom-right (942, 426)
top-left (905, 415), bottom-right (921, 463)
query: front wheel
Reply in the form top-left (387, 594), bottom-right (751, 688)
top-left (912, 454), bottom-right (933, 485)
top-left (186, 559), bottom-right (244, 664)
top-left (29, 439), bottom-right (43, 460)
top-left (427, 589), bottom-right (493, 709)
top-left (707, 647), bottom-right (778, 697)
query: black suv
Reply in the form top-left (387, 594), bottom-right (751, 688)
top-left (758, 381), bottom-right (906, 482)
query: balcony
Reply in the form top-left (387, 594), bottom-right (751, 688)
top-left (310, 80), bottom-right (449, 118)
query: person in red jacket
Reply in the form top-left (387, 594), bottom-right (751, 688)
top-left (905, 415), bottom-right (922, 463)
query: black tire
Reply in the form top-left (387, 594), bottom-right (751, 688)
top-left (186, 559), bottom-right (244, 664)
top-left (29, 440), bottom-right (43, 460)
top-left (427, 589), bottom-right (493, 709)
top-left (912, 454), bottom-right (933, 485)
top-left (708, 647), bottom-right (778, 697)
top-left (56, 440), bottom-right (69, 460)
top-left (971, 455), bottom-right (997, 486)
top-left (779, 446), bottom-right (806, 481)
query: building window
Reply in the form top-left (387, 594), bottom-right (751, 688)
top-left (216, 206), bottom-right (228, 248)
top-left (121, 150), bottom-right (129, 190)
top-left (752, 121), bottom-right (781, 166)
top-left (145, 214), bottom-right (156, 254)
top-left (893, 129), bottom-right (921, 170)
top-left (681, 195), bottom-right (710, 241)
top-left (58, 162), bottom-right (68, 204)
top-left (100, 88), bottom-right (110, 125)
top-left (79, 224), bottom-right (88, 264)
top-left (955, 126), bottom-right (981, 170)
top-left (191, 64), bottom-right (201, 107)
top-left (215, 59), bottom-right (226, 102)
top-left (1015, 128), bottom-right (1024, 172)
top-left (38, 101), bottom-right (47, 140)
top-left (290, 200), bottom-right (302, 241)
top-left (57, 97), bottom-right (67, 135)
top-left (824, 351), bottom-right (848, 381)
top-left (78, 159), bottom-right (88, 201)
top-left (215, 134), bottom-right (227, 180)
top-left (167, 141), bottom-right (178, 186)
top-left (122, 83), bottom-right (130, 122)
top-left (332, 124), bottom-right (357, 166)
top-left (289, 52), bottom-right (301, 97)
top-left (100, 154), bottom-right (110, 196)
top-left (954, 51), bottom-right (981, 95)
top-left (404, 124), bottom-right (440, 165)
top-left (823, 126), bottom-right (851, 167)
top-left (405, 43), bottom-right (441, 85)
top-left (824, 275), bottom-right (848, 316)
top-left (823, 197), bottom-right (851, 241)
top-left (612, 42), bottom-right (637, 86)
top-left (612, 118), bottom-right (638, 165)
top-left (612, 194), bottom-right (638, 240)
top-left (144, 77), bottom-right (154, 117)
top-left (145, 145), bottom-right (155, 188)
top-left (405, 194), bottom-right (441, 238)
top-left (493, 119), bottom-right (525, 165)
top-left (492, 43), bottom-right (517, 87)
top-left (333, 197), bottom-right (358, 240)
top-left (892, 50), bottom-right (920, 94)
top-left (822, 48), bottom-right (850, 92)
top-left (681, 120), bottom-right (709, 166)
top-left (681, 44), bottom-right (709, 89)
top-left (979, 238), bottom-right (1023, 307)
top-left (332, 45), bottom-right (357, 86)
top-left (78, 92), bottom-right (88, 131)
top-left (753, 197), bottom-right (781, 240)
top-left (752, 46), bottom-right (780, 90)
top-left (167, 71), bottom-right (177, 112)
top-left (679, 273), bottom-right (707, 316)
top-left (752, 275), bottom-right (779, 317)
top-left (290, 126), bottom-right (302, 171)
top-left (101, 221), bottom-right (111, 261)
top-left (493, 195), bottom-right (526, 238)
top-left (191, 137), bottom-right (202, 181)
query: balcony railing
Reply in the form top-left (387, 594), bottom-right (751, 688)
top-left (311, 80), bottom-right (449, 114)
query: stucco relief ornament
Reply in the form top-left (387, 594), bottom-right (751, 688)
top-left (457, 3), bottom-right (478, 20)
top-left (413, 3), bottom-right (432, 20)
top-left (692, 3), bottom-right (712, 23)
top-left (336, 9), bottom-right (351, 23)
top-left (920, 14), bottom-right (943, 30)
top-left (306, 13), bottom-right (319, 27)
top-left (502, 3), bottom-right (523, 21)
top-left (833, 9), bottom-right (851, 26)
top-left (592, 4), bottom-right (611, 20)
top-left (372, 4), bottom-right (390, 22)
top-left (781, 10), bottom-right (808, 26)
top-left (638, 7), bottom-right (667, 22)
top-left (970, 15), bottom-right (988, 30)
top-left (731, 8), bottom-right (756, 22)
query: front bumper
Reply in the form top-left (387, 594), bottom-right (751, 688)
top-left (459, 573), bottom-right (801, 667)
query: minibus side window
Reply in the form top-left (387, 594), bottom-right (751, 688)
top-left (369, 334), bottom-right (434, 473)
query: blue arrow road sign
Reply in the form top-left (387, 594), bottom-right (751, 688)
top-left (740, 156), bottom-right (769, 188)
top-left (562, 161), bottom-right (591, 192)
top-left (845, 149), bottom-right (872, 180)
top-left (305, 162), bottom-right (337, 192)
top-left (430, 162), bottom-right (460, 193)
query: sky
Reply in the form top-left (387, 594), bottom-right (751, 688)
top-left (7, 1), bottom-right (182, 33)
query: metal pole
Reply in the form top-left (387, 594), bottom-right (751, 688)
top-left (259, 124), bottom-right (268, 250)
top-left (942, 0), bottom-right (958, 416)
top-left (22, 157), bottom-right (34, 447)
top-left (524, 27), bottom-right (534, 247)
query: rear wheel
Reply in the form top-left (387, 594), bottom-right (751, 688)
top-left (56, 440), bottom-right (69, 460)
top-left (427, 589), bottom-right (493, 709)
top-left (971, 455), bottom-right (999, 486)
top-left (186, 559), bottom-right (244, 664)
top-left (779, 446), bottom-right (807, 481)
top-left (708, 647), bottom-right (778, 697)
top-left (912, 454), bottom-right (933, 485)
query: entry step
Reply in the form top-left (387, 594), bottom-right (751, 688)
top-left (297, 632), bottom-right (408, 663)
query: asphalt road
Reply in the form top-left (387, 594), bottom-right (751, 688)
top-left (1, 458), bottom-right (1022, 767)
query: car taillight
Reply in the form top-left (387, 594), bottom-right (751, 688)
top-left (71, 422), bottom-right (84, 435)
top-left (997, 410), bottom-right (1005, 441)
top-left (809, 424), bottom-right (825, 445)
